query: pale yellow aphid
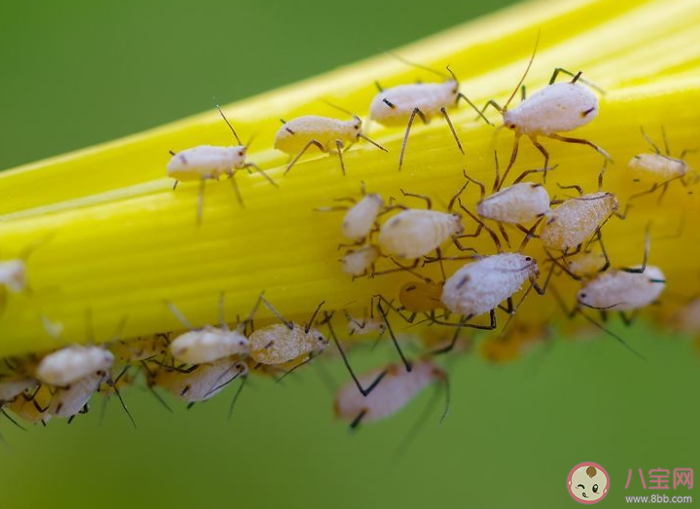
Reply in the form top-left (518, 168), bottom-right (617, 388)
top-left (341, 245), bottom-right (380, 278)
top-left (480, 36), bottom-right (611, 190)
top-left (379, 209), bottom-right (463, 259)
top-left (248, 296), bottom-right (328, 370)
top-left (6, 385), bottom-right (52, 425)
top-left (151, 359), bottom-right (248, 405)
top-left (110, 334), bottom-right (169, 364)
top-left (35, 345), bottom-right (115, 387)
top-left (333, 358), bottom-right (447, 429)
top-left (166, 293), bottom-right (249, 365)
top-left (275, 114), bottom-right (387, 176)
top-left (167, 105), bottom-right (277, 224)
top-left (565, 252), bottom-right (609, 278)
top-left (540, 192), bottom-right (619, 252)
top-left (369, 60), bottom-right (491, 171)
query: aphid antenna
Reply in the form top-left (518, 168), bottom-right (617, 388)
top-left (214, 98), bottom-right (243, 146)
top-left (621, 223), bottom-right (653, 275)
top-left (107, 376), bottom-right (137, 429)
top-left (386, 51), bottom-right (451, 81)
top-left (227, 372), bottom-right (247, 421)
top-left (205, 363), bottom-right (247, 398)
top-left (147, 384), bottom-right (173, 413)
top-left (503, 31), bottom-right (541, 113)
top-left (274, 353), bottom-right (318, 384)
top-left (320, 99), bottom-right (357, 118)
top-left (1, 407), bottom-right (27, 432)
top-left (164, 299), bottom-right (196, 331)
top-left (217, 291), bottom-right (229, 331)
top-left (327, 316), bottom-right (387, 396)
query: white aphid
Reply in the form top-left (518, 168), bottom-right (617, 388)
top-left (48, 371), bottom-right (107, 419)
top-left (342, 193), bottom-right (384, 241)
top-left (503, 83), bottom-right (598, 137)
top-left (0, 259), bottom-right (26, 292)
top-left (341, 245), bottom-right (380, 277)
top-left (334, 359), bottom-right (444, 424)
top-left (248, 323), bottom-right (328, 367)
top-left (540, 193), bottom-right (618, 251)
top-left (167, 145), bottom-right (248, 182)
top-left (0, 377), bottom-right (37, 403)
top-left (110, 334), bottom-right (169, 364)
top-left (275, 115), bottom-right (385, 175)
top-left (379, 209), bottom-right (463, 259)
top-left (370, 81), bottom-right (459, 126)
top-left (673, 299), bottom-right (700, 333)
top-left (629, 153), bottom-right (687, 180)
top-left (477, 182), bottom-right (550, 224)
top-left (152, 359), bottom-right (247, 403)
top-left (36, 346), bottom-right (114, 387)
top-left (577, 266), bottom-right (665, 311)
top-left (441, 253), bottom-right (539, 316)
top-left (346, 315), bottom-right (386, 336)
top-left (170, 326), bottom-right (248, 365)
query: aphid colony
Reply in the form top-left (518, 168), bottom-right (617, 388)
top-left (1, 40), bottom-right (695, 436)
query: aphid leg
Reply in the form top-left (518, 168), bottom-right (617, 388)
top-left (227, 373), bottom-right (247, 421)
top-left (400, 189), bottom-right (432, 209)
top-left (107, 372), bottom-right (137, 429)
top-left (349, 409), bottom-right (367, 431)
top-left (357, 133), bottom-right (388, 153)
top-left (456, 93), bottom-right (492, 126)
top-left (511, 164), bottom-right (558, 186)
top-left (618, 310), bottom-right (640, 327)
top-left (527, 136), bottom-right (551, 185)
top-left (373, 258), bottom-right (419, 276)
top-left (374, 81), bottom-right (383, 92)
top-left (328, 319), bottom-right (387, 397)
top-left (398, 108), bottom-right (428, 171)
top-left (548, 133), bottom-right (613, 164)
top-left (621, 224), bottom-right (657, 276)
top-left (459, 169), bottom-right (486, 201)
top-left (242, 162), bottom-right (278, 187)
top-left (1, 407), bottom-right (26, 431)
top-left (640, 126), bottom-right (662, 154)
top-left (377, 301), bottom-right (413, 372)
top-left (196, 178), bottom-right (206, 225)
top-left (548, 68), bottom-right (605, 95)
top-left (458, 200), bottom-right (503, 253)
top-left (496, 132), bottom-right (523, 191)
top-left (374, 294), bottom-right (418, 324)
top-left (520, 84), bottom-right (527, 101)
top-left (304, 300), bottom-right (326, 334)
top-left (257, 295), bottom-right (294, 329)
top-left (497, 224), bottom-right (511, 249)
top-left (556, 182), bottom-right (584, 196)
top-left (228, 171), bottom-right (244, 208)
top-left (335, 140), bottom-right (346, 176)
top-left (431, 311), bottom-right (497, 354)
top-left (275, 353), bottom-right (318, 383)
top-left (284, 139), bottom-right (325, 175)
top-left (516, 217), bottom-right (544, 252)
top-left (164, 300), bottom-right (196, 330)
top-left (217, 291), bottom-right (227, 330)
top-left (439, 107), bottom-right (464, 154)
top-left (476, 100), bottom-right (503, 121)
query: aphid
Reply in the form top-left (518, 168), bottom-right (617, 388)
top-left (0, 377), bottom-right (37, 404)
top-left (110, 334), bottom-right (170, 364)
top-left (378, 188), bottom-right (473, 261)
top-left (333, 358), bottom-right (448, 429)
top-left (151, 359), bottom-right (248, 405)
top-left (480, 37), bottom-right (611, 189)
top-left (168, 104), bottom-right (277, 224)
top-left (317, 182), bottom-right (385, 244)
top-left (341, 245), bottom-right (381, 279)
top-left (345, 309), bottom-right (386, 337)
top-left (369, 58), bottom-right (491, 171)
top-left (629, 126), bottom-right (696, 202)
top-left (47, 371), bottom-right (108, 420)
top-left (166, 293), bottom-right (249, 365)
top-left (275, 113), bottom-right (387, 176)
top-left (248, 295), bottom-right (328, 371)
top-left (374, 262), bottom-right (446, 324)
top-left (540, 191), bottom-right (621, 253)
top-left (36, 345), bottom-right (115, 387)
top-left (6, 385), bottom-right (52, 425)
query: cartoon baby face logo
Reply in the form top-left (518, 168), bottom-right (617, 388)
top-left (567, 462), bottom-right (610, 504)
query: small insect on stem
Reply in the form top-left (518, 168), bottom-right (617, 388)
top-left (275, 106), bottom-right (387, 176)
top-left (479, 34), bottom-right (611, 190)
top-left (167, 103), bottom-right (277, 225)
top-left (370, 55), bottom-right (491, 171)
top-left (333, 358), bottom-right (448, 432)
top-left (628, 126), bottom-right (697, 203)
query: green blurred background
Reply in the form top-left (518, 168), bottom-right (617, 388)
top-left (1, 1), bottom-right (698, 508)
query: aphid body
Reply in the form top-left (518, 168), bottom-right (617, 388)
top-left (342, 193), bottom-right (384, 241)
top-left (275, 116), bottom-right (361, 155)
top-left (48, 371), bottom-right (107, 418)
top-left (167, 145), bottom-right (247, 182)
top-left (6, 385), bottom-right (52, 424)
top-left (248, 323), bottom-right (328, 368)
top-left (334, 359), bottom-right (444, 424)
top-left (441, 253), bottom-right (539, 316)
top-left (399, 280), bottom-right (445, 314)
top-left (346, 315), bottom-right (385, 336)
top-left (540, 193), bottom-right (618, 251)
top-left (379, 209), bottom-right (463, 259)
top-left (111, 334), bottom-right (169, 364)
top-left (0, 377), bottom-right (37, 404)
top-left (477, 182), bottom-right (550, 224)
top-left (629, 153), bottom-right (687, 180)
top-left (36, 346), bottom-right (114, 387)
top-left (577, 266), bottom-right (665, 311)
top-left (369, 81), bottom-right (458, 125)
top-left (341, 246), bottom-right (380, 277)
top-left (153, 359), bottom-right (247, 403)
top-left (170, 326), bottom-right (249, 365)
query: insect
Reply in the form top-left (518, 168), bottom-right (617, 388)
top-left (166, 292), bottom-right (249, 365)
top-left (433, 253), bottom-right (544, 353)
top-left (369, 58), bottom-right (491, 171)
top-left (5, 384), bottom-right (53, 425)
top-left (167, 104), bottom-right (277, 224)
top-left (341, 245), bottom-right (381, 279)
top-left (248, 294), bottom-right (328, 372)
top-left (0, 377), bottom-right (38, 405)
top-left (319, 182), bottom-right (385, 243)
top-left (0, 235), bottom-right (53, 317)
top-left (628, 126), bottom-right (696, 202)
top-left (150, 359), bottom-right (248, 410)
top-left (275, 113), bottom-right (387, 176)
top-left (110, 334), bottom-right (170, 364)
top-left (333, 358), bottom-right (448, 430)
top-left (479, 37), bottom-right (611, 190)
top-left (345, 307), bottom-right (386, 337)
top-left (36, 345), bottom-right (115, 387)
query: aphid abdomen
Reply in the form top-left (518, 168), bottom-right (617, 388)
top-left (48, 372), bottom-right (105, 418)
top-left (342, 246), bottom-right (380, 277)
top-left (170, 328), bottom-right (249, 365)
top-left (577, 266), bottom-right (665, 311)
top-left (167, 146), bottom-right (239, 180)
top-left (508, 83), bottom-right (598, 135)
top-left (441, 254), bottom-right (537, 316)
top-left (477, 183), bottom-right (550, 224)
top-left (379, 210), bottom-right (462, 259)
top-left (334, 359), bottom-right (440, 423)
top-left (36, 346), bottom-right (115, 387)
top-left (541, 193), bottom-right (616, 251)
top-left (629, 154), bottom-right (687, 179)
top-left (249, 324), bottom-right (313, 365)
top-left (342, 194), bottom-right (384, 241)
top-left (274, 116), bottom-right (350, 153)
top-left (369, 82), bottom-right (453, 126)
top-left (0, 378), bottom-right (37, 403)
top-left (6, 384), bottom-right (52, 424)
